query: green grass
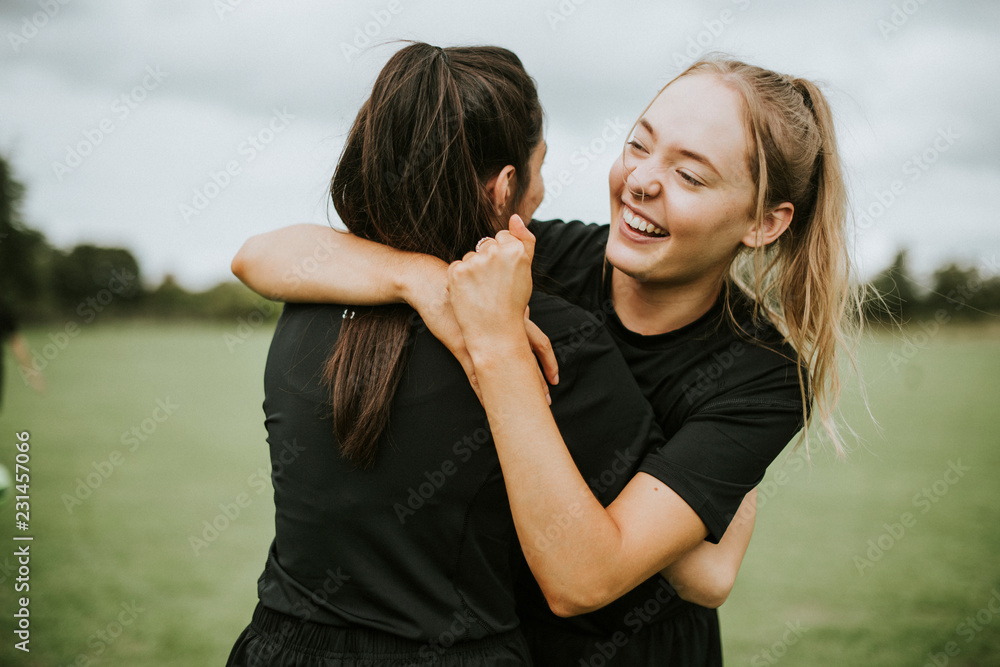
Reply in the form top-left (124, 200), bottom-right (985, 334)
top-left (720, 329), bottom-right (1000, 666)
top-left (0, 322), bottom-right (997, 665)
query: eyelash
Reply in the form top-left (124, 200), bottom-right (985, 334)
top-left (627, 141), bottom-right (705, 187)
top-left (679, 171), bottom-right (704, 187)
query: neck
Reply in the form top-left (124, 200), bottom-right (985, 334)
top-left (610, 267), bottom-right (724, 335)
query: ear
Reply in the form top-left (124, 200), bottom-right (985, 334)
top-left (742, 202), bottom-right (793, 248)
top-left (485, 165), bottom-right (516, 214)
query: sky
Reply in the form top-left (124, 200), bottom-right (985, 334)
top-left (1, 0), bottom-right (997, 290)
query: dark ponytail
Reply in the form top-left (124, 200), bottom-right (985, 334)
top-left (323, 42), bottom-right (542, 468)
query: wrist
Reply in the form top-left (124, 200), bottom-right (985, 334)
top-left (467, 330), bottom-right (534, 373)
top-left (397, 253), bottom-right (447, 307)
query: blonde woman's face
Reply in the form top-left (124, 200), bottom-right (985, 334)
top-left (606, 73), bottom-right (757, 287)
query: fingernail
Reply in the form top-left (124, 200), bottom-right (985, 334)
top-left (552, 374), bottom-right (559, 385)
top-left (546, 392), bottom-right (552, 406)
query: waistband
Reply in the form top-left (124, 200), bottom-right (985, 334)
top-left (250, 603), bottom-right (528, 658)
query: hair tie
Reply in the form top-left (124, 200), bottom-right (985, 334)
top-left (436, 46), bottom-right (450, 66)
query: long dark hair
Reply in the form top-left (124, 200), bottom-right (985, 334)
top-left (323, 42), bottom-right (543, 468)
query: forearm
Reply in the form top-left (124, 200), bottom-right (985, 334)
top-left (231, 224), bottom-right (444, 304)
top-left (472, 342), bottom-right (702, 616)
top-left (451, 218), bottom-right (704, 616)
top-left (473, 344), bottom-right (624, 612)
top-left (661, 488), bottom-right (757, 608)
top-left (10, 334), bottom-right (32, 369)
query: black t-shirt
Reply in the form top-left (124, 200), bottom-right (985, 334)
top-left (517, 219), bottom-right (806, 666)
top-left (256, 292), bottom-right (665, 645)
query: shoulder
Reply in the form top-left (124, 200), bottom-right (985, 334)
top-left (671, 293), bottom-right (804, 417)
top-left (530, 219), bottom-right (610, 309)
top-left (265, 303), bottom-right (348, 380)
top-left (527, 292), bottom-right (605, 345)
top-left (531, 218), bottom-right (608, 242)
top-left (272, 302), bottom-right (345, 345)
top-left (531, 218), bottom-right (609, 268)
top-left (723, 293), bottom-right (803, 390)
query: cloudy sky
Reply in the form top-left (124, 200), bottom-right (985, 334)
top-left (1, 0), bottom-right (997, 289)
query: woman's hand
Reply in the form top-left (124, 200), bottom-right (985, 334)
top-left (447, 214), bottom-right (537, 361)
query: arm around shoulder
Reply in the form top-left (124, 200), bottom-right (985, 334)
top-left (231, 223), bottom-right (445, 305)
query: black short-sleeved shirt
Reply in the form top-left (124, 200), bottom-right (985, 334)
top-left (516, 219), bottom-right (806, 666)
top-left (255, 292), bottom-right (665, 646)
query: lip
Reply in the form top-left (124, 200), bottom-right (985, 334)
top-left (617, 203), bottom-right (669, 245)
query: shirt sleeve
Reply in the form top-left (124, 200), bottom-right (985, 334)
top-left (637, 369), bottom-right (804, 543)
top-left (530, 219), bottom-right (609, 309)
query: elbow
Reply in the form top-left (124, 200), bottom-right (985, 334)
top-left (230, 253), bottom-right (245, 281)
top-left (546, 594), bottom-right (587, 619)
top-left (540, 580), bottom-right (614, 618)
top-left (232, 235), bottom-right (281, 299)
top-left (673, 572), bottom-right (736, 610)
top-left (689, 589), bottom-right (730, 610)
top-left (231, 237), bottom-right (258, 282)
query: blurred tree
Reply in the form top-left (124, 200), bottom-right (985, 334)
top-left (926, 263), bottom-right (1000, 321)
top-left (867, 249), bottom-right (919, 323)
top-left (0, 155), bottom-right (54, 313)
top-left (51, 244), bottom-right (143, 310)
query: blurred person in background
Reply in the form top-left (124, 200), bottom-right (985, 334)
top-left (0, 299), bottom-right (45, 410)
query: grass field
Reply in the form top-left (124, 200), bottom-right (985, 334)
top-left (0, 319), bottom-right (997, 666)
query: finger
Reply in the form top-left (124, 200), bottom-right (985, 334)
top-left (475, 237), bottom-right (498, 253)
top-left (471, 374), bottom-right (484, 405)
top-left (495, 229), bottom-right (517, 245)
top-left (525, 315), bottom-right (559, 385)
top-left (508, 214), bottom-right (536, 259)
top-left (536, 361), bottom-right (551, 406)
top-left (457, 354), bottom-right (483, 403)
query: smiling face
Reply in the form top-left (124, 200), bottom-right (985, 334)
top-left (606, 73), bottom-right (758, 289)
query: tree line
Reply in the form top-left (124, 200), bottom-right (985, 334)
top-left (1, 155), bottom-right (270, 323)
top-left (2, 153), bottom-right (997, 326)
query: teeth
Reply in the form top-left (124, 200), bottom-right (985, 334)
top-left (623, 207), bottom-right (666, 236)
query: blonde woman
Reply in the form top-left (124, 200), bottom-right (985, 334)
top-left (235, 56), bottom-right (859, 665)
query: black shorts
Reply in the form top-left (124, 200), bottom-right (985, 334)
top-left (227, 604), bottom-right (533, 666)
top-left (524, 604), bottom-right (722, 667)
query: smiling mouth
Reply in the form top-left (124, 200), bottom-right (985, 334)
top-left (622, 206), bottom-right (668, 237)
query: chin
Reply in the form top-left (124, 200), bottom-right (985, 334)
top-left (605, 244), bottom-right (655, 284)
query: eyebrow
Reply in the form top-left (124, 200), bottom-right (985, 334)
top-left (638, 118), bottom-right (722, 178)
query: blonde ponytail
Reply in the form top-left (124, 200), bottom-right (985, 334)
top-left (676, 57), bottom-right (865, 457)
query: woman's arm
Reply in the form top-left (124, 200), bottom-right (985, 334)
top-left (232, 224), bottom-right (445, 306)
top-left (10, 333), bottom-right (45, 393)
top-left (660, 488), bottom-right (757, 609)
top-left (232, 224), bottom-right (558, 390)
top-left (449, 217), bottom-right (709, 617)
